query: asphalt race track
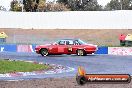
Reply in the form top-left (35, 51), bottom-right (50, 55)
top-left (0, 52), bottom-right (132, 80)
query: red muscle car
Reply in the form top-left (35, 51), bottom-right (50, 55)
top-left (35, 39), bottom-right (98, 56)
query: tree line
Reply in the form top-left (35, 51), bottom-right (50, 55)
top-left (10, 0), bottom-right (132, 11)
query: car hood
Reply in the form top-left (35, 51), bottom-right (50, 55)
top-left (85, 44), bottom-right (98, 47)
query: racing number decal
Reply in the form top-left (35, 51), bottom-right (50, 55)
top-left (68, 46), bottom-right (73, 52)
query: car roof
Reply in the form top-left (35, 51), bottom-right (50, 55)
top-left (59, 39), bottom-right (80, 41)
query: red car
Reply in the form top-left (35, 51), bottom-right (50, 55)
top-left (35, 39), bottom-right (98, 56)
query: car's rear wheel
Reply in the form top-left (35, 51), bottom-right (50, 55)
top-left (40, 49), bottom-right (48, 56)
top-left (120, 40), bottom-right (125, 46)
top-left (77, 49), bottom-right (85, 56)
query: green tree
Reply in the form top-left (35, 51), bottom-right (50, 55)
top-left (105, 0), bottom-right (120, 10)
top-left (105, 0), bottom-right (132, 10)
top-left (128, 0), bottom-right (132, 9)
top-left (23, 0), bottom-right (33, 11)
top-left (122, 0), bottom-right (130, 9)
top-left (45, 2), bottom-right (69, 12)
top-left (57, 0), bottom-right (68, 4)
top-left (10, 0), bottom-right (22, 11)
top-left (38, 0), bottom-right (46, 11)
top-left (82, 0), bottom-right (102, 11)
top-left (57, 0), bottom-right (102, 11)
top-left (0, 6), bottom-right (6, 11)
top-left (23, 0), bottom-right (46, 12)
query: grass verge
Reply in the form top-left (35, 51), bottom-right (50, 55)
top-left (0, 60), bottom-right (50, 74)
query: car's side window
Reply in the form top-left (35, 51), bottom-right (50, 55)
top-left (74, 40), bottom-right (80, 45)
top-left (66, 40), bottom-right (74, 45)
top-left (58, 40), bottom-right (65, 45)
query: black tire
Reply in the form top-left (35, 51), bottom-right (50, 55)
top-left (125, 41), bottom-right (129, 46)
top-left (76, 75), bottom-right (87, 85)
top-left (40, 48), bottom-right (48, 56)
top-left (76, 49), bottom-right (85, 56)
top-left (125, 41), bottom-right (132, 46)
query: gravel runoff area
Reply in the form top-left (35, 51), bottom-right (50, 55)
top-left (0, 77), bottom-right (132, 88)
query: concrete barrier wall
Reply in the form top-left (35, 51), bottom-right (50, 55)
top-left (0, 11), bottom-right (132, 29)
top-left (108, 47), bottom-right (132, 55)
top-left (0, 44), bottom-right (108, 54)
top-left (0, 44), bottom-right (36, 52)
top-left (0, 44), bottom-right (132, 55)
top-left (0, 44), bottom-right (17, 52)
top-left (95, 46), bottom-right (108, 54)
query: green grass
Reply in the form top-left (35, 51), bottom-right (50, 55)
top-left (0, 60), bottom-right (50, 74)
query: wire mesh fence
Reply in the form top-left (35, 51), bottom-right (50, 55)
top-left (1, 29), bottom-right (128, 46)
top-left (4, 34), bottom-right (120, 46)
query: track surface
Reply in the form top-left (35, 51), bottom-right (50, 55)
top-left (0, 52), bottom-right (132, 80)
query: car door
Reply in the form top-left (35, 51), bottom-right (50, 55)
top-left (48, 40), bottom-right (66, 54)
top-left (48, 44), bottom-right (58, 54)
top-left (66, 40), bottom-right (73, 54)
top-left (67, 40), bottom-right (82, 54)
top-left (57, 40), bottom-right (67, 54)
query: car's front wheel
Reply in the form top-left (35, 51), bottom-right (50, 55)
top-left (76, 49), bottom-right (85, 56)
top-left (40, 49), bottom-right (48, 56)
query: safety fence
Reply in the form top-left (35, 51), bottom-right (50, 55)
top-left (0, 44), bottom-right (132, 55)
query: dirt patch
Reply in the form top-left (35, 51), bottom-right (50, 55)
top-left (0, 77), bottom-right (132, 88)
top-left (0, 29), bottom-right (132, 46)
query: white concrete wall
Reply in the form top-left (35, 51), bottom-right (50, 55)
top-left (108, 47), bottom-right (132, 55)
top-left (0, 10), bottom-right (132, 29)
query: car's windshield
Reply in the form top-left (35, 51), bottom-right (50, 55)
top-left (77, 39), bottom-right (87, 45)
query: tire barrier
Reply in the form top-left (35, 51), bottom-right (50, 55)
top-left (0, 32), bottom-right (8, 43)
top-left (119, 34), bottom-right (132, 46)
